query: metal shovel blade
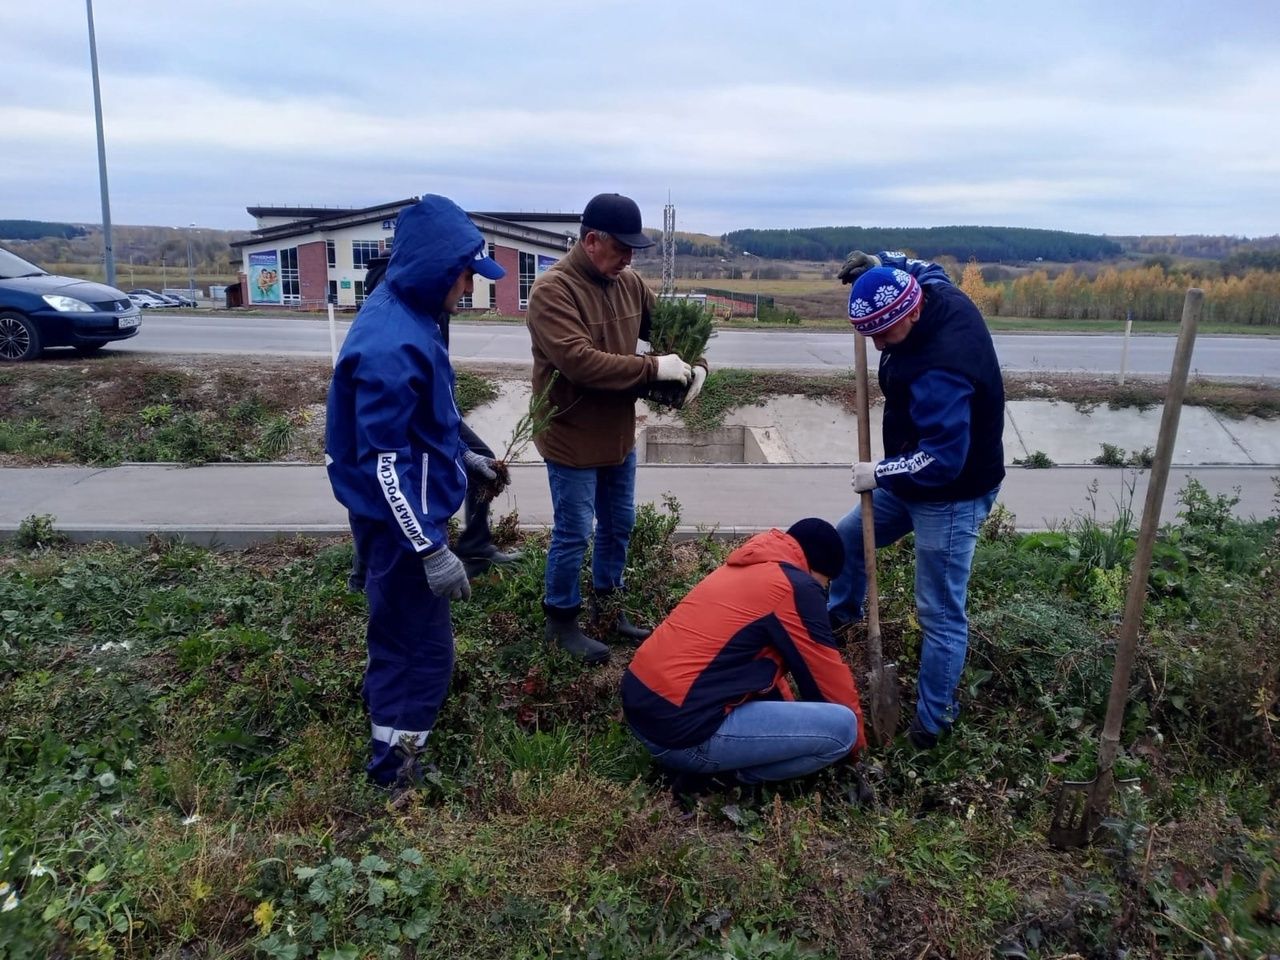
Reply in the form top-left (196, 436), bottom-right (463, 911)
top-left (865, 660), bottom-right (900, 747)
top-left (1047, 779), bottom-right (1097, 848)
top-left (1048, 776), bottom-right (1142, 849)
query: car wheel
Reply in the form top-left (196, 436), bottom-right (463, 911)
top-left (0, 311), bottom-right (41, 362)
top-left (74, 343), bottom-right (105, 356)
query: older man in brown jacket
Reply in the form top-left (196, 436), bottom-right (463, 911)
top-left (528, 193), bottom-right (706, 663)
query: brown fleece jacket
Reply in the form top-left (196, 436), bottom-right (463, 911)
top-left (528, 243), bottom-right (659, 467)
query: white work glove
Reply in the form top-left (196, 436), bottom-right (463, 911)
top-left (461, 449), bottom-right (498, 481)
top-left (684, 366), bottom-right (707, 404)
top-left (422, 546), bottom-right (471, 601)
top-left (837, 251), bottom-right (882, 285)
top-left (654, 354), bottom-right (692, 384)
top-left (851, 461), bottom-right (879, 493)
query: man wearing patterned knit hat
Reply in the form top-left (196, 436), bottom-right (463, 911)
top-left (827, 251), bottom-right (1005, 750)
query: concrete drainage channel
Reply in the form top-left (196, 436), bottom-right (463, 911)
top-left (638, 425), bottom-right (793, 464)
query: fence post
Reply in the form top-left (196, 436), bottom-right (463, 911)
top-left (328, 303), bottom-right (338, 369)
top-left (1118, 310), bottom-right (1133, 386)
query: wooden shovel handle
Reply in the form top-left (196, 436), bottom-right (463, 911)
top-left (854, 336), bottom-right (883, 667)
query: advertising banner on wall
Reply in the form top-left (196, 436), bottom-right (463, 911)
top-left (537, 254), bottom-right (558, 274)
top-left (249, 251), bottom-right (282, 304)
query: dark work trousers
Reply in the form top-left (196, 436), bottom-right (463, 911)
top-left (350, 515), bottom-right (455, 785)
top-left (348, 422), bottom-right (496, 591)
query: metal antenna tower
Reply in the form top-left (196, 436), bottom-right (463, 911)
top-left (660, 193), bottom-right (676, 297)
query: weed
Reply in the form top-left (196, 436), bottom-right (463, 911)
top-left (12, 513), bottom-right (67, 550)
top-left (258, 415), bottom-right (296, 460)
top-left (455, 370), bottom-right (499, 415)
top-left (1093, 442), bottom-right (1127, 466)
top-left (1013, 450), bottom-right (1055, 468)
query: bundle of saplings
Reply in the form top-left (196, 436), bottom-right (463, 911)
top-left (646, 297), bottom-right (714, 409)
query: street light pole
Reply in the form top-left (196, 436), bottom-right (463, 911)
top-left (743, 250), bottom-right (760, 322)
top-left (186, 224), bottom-right (196, 299)
top-left (85, 0), bottom-right (116, 287)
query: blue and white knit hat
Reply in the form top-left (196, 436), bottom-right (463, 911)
top-left (848, 267), bottom-right (923, 336)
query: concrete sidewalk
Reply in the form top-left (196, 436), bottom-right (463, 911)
top-left (1, 463), bottom-right (1275, 547)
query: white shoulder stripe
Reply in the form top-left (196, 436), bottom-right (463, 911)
top-left (376, 451), bottom-right (433, 552)
top-left (877, 451), bottom-right (936, 478)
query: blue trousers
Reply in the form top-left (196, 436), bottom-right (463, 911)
top-left (543, 451), bottom-right (637, 610)
top-left (828, 485), bottom-right (999, 736)
top-left (634, 700), bottom-right (859, 784)
top-left (351, 516), bottom-right (454, 785)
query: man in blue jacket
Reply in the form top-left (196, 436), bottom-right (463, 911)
top-left (326, 195), bottom-right (505, 787)
top-left (827, 251), bottom-right (1004, 750)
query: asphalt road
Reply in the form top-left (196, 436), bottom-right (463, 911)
top-left (110, 312), bottom-right (1280, 379)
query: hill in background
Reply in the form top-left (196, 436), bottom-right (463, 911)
top-left (0, 220), bottom-right (248, 274)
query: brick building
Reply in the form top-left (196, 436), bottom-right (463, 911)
top-left (231, 200), bottom-right (579, 312)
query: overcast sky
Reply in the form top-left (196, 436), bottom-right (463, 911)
top-left (3, 1), bottom-right (1277, 237)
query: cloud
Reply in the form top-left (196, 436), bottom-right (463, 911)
top-left (2, 1), bottom-right (1277, 236)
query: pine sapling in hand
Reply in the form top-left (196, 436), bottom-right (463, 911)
top-left (474, 372), bottom-right (559, 504)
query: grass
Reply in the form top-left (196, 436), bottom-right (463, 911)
top-left (4, 359), bottom-right (1278, 468)
top-left (0, 358), bottom-right (502, 466)
top-left (0, 487), bottom-right (1276, 957)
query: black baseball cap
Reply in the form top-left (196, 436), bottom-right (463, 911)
top-left (581, 193), bottom-right (655, 249)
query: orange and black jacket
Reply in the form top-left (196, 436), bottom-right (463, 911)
top-left (621, 529), bottom-right (867, 754)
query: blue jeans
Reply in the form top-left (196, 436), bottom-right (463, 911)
top-left (634, 700), bottom-right (858, 784)
top-left (544, 451), bottom-right (637, 610)
top-left (828, 485), bottom-right (999, 736)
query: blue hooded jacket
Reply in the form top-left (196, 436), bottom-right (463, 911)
top-left (324, 195), bottom-right (483, 555)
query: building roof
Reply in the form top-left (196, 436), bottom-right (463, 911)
top-left (232, 199), bottom-right (578, 251)
top-left (471, 211), bottom-right (582, 224)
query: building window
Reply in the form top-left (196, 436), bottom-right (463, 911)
top-left (484, 246), bottom-right (498, 311)
top-left (354, 280), bottom-right (367, 305)
top-left (280, 246), bottom-right (300, 303)
top-left (458, 292), bottom-right (473, 310)
top-left (328, 280), bottom-right (338, 304)
top-left (352, 240), bottom-right (380, 270)
top-left (518, 251), bottom-right (536, 309)
top-left (326, 240), bottom-right (336, 268)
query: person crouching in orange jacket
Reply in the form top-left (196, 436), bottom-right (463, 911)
top-left (621, 518), bottom-right (866, 788)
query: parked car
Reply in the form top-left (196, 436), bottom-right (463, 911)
top-left (0, 246), bottom-right (140, 361)
top-left (130, 288), bottom-right (196, 308)
top-left (128, 288), bottom-right (178, 306)
top-left (127, 292), bottom-right (169, 309)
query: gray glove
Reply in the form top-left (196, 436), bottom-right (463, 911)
top-left (422, 546), bottom-right (471, 601)
top-left (684, 366), bottom-right (708, 404)
top-left (852, 460), bottom-right (879, 493)
top-left (837, 251), bottom-right (882, 285)
top-left (655, 354), bottom-right (692, 384)
top-left (462, 448), bottom-right (497, 481)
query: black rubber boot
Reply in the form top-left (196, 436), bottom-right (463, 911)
top-left (543, 603), bottom-right (609, 664)
top-left (590, 589), bottom-right (652, 645)
top-left (908, 713), bottom-right (941, 750)
top-left (462, 546), bottom-right (523, 579)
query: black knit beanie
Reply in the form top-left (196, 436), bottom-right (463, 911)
top-left (785, 518), bottom-right (845, 578)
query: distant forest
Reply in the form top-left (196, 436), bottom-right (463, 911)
top-left (721, 226), bottom-right (1280, 265)
top-left (722, 226), bottom-right (1124, 262)
top-left (0, 219), bottom-right (88, 241)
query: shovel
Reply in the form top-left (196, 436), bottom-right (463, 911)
top-left (854, 334), bottom-right (900, 747)
top-left (1048, 288), bottom-right (1202, 848)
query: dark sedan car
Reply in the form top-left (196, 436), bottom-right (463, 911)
top-left (0, 246), bottom-right (141, 361)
